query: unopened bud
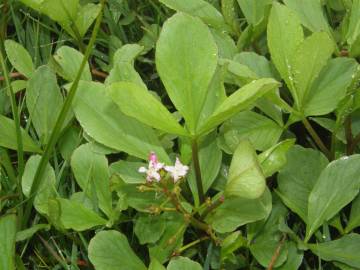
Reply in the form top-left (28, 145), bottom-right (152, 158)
top-left (173, 186), bottom-right (181, 195)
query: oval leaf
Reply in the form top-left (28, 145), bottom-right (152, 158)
top-left (198, 78), bottom-right (280, 135)
top-left (4, 40), bottom-right (34, 78)
top-left (0, 115), bottom-right (40, 153)
top-left (206, 188), bottom-right (272, 233)
top-left (306, 155), bottom-right (360, 241)
top-left (284, 0), bottom-right (331, 34)
top-left (72, 81), bottom-right (169, 162)
top-left (225, 140), bottom-right (266, 199)
top-left (219, 111), bottom-right (283, 152)
top-left (267, 3), bottom-right (304, 99)
top-left (258, 139), bottom-right (296, 177)
top-left (88, 230), bottom-right (147, 270)
top-left (57, 198), bottom-right (107, 231)
top-left (277, 146), bottom-right (328, 222)
top-left (26, 65), bottom-right (64, 144)
top-left (22, 155), bottom-right (56, 215)
top-left (52, 46), bottom-right (91, 82)
top-left (292, 32), bottom-right (335, 110)
top-left (304, 58), bottom-right (359, 116)
top-left (309, 233), bottom-right (360, 268)
top-left (159, 0), bottom-right (228, 31)
top-left (71, 144), bottom-right (112, 217)
top-left (156, 12), bottom-right (218, 134)
top-left (108, 82), bottom-right (188, 136)
top-left (167, 257), bottom-right (202, 270)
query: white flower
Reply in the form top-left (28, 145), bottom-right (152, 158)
top-left (138, 152), bottom-right (164, 182)
top-left (165, 157), bottom-right (189, 182)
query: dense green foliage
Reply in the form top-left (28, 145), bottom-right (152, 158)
top-left (1, 0), bottom-right (360, 269)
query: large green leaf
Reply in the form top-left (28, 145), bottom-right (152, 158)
top-left (223, 59), bottom-right (259, 85)
top-left (134, 214), bottom-right (166, 245)
top-left (108, 82), bottom-right (188, 136)
top-left (225, 140), bottom-right (266, 199)
top-left (52, 46), bottom-right (91, 82)
top-left (57, 198), bottom-right (106, 231)
top-left (249, 199), bottom-right (288, 268)
top-left (276, 242), bottom-right (303, 270)
top-left (116, 184), bottom-right (164, 212)
top-left (198, 78), bottom-right (280, 135)
top-left (258, 139), bottom-right (295, 178)
top-left (267, 3), bottom-right (303, 99)
top-left (197, 134), bottom-right (222, 192)
top-left (233, 52), bottom-right (283, 124)
top-left (206, 188), bottom-right (272, 233)
top-left (20, 0), bottom-right (78, 27)
top-left (167, 257), bottom-right (202, 270)
top-left (26, 66), bottom-right (64, 144)
top-left (148, 212), bottom-right (185, 263)
top-left (277, 146), bottom-right (328, 222)
top-left (72, 81), bottom-right (169, 162)
top-left (197, 67), bottom-right (227, 125)
top-left (4, 40), bottom-right (34, 78)
top-left (0, 115), bottom-right (40, 153)
top-left (88, 230), bottom-right (147, 270)
top-left (304, 58), bottom-right (359, 116)
top-left (233, 52), bottom-right (277, 79)
top-left (292, 32), bottom-right (335, 110)
top-left (71, 143), bottom-right (112, 218)
top-left (22, 155), bottom-right (56, 215)
top-left (220, 231), bottom-right (247, 262)
top-left (306, 155), bottom-right (360, 241)
top-left (20, 0), bottom-right (98, 38)
top-left (284, 0), bottom-right (331, 34)
top-left (0, 214), bottom-right (16, 270)
top-left (74, 3), bottom-right (101, 37)
top-left (219, 111), bottom-right (283, 152)
top-left (221, 0), bottom-right (240, 34)
top-left (237, 0), bottom-right (272, 26)
top-left (158, 0), bottom-right (228, 31)
top-left (211, 29), bottom-right (237, 59)
top-left (106, 45), bottom-right (146, 89)
top-left (309, 234), bottom-right (360, 268)
top-left (156, 12), bottom-right (218, 134)
top-left (110, 161), bottom-right (146, 184)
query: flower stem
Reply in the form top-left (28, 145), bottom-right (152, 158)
top-left (302, 118), bottom-right (331, 159)
top-left (21, 0), bottom-right (106, 228)
top-left (191, 139), bottom-right (205, 204)
top-left (174, 236), bottom-right (209, 255)
top-left (200, 196), bottom-right (224, 220)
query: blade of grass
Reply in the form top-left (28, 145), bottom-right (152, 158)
top-left (0, 45), bottom-right (24, 177)
top-left (0, 148), bottom-right (17, 187)
top-left (22, 0), bottom-right (106, 228)
top-left (0, 23), bottom-right (25, 219)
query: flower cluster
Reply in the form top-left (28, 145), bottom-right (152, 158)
top-left (138, 152), bottom-right (189, 183)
